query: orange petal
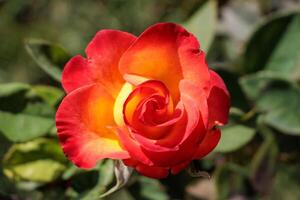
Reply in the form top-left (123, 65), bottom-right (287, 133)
top-left (62, 30), bottom-right (136, 97)
top-left (119, 23), bottom-right (211, 101)
top-left (56, 84), bottom-right (129, 168)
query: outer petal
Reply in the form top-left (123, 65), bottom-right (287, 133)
top-left (207, 70), bottom-right (230, 128)
top-left (123, 159), bottom-right (169, 179)
top-left (136, 165), bottom-right (169, 179)
top-left (56, 84), bottom-right (129, 168)
top-left (171, 161), bottom-right (190, 175)
top-left (119, 23), bottom-right (210, 101)
top-left (61, 55), bottom-right (90, 93)
top-left (62, 30), bottom-right (136, 96)
top-left (194, 129), bottom-right (221, 159)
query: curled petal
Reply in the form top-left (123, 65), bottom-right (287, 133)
top-left (207, 70), bottom-right (230, 128)
top-left (119, 23), bottom-right (210, 101)
top-left (62, 30), bottom-right (136, 96)
top-left (56, 84), bottom-right (129, 168)
top-left (118, 82), bottom-right (208, 167)
top-left (114, 82), bottom-right (133, 127)
top-left (123, 80), bottom-right (174, 140)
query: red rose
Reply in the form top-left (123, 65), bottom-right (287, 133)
top-left (56, 23), bottom-right (230, 178)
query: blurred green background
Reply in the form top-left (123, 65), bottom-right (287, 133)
top-left (1, 0), bottom-right (300, 199)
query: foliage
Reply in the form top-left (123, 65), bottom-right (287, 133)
top-left (1, 0), bottom-right (300, 199)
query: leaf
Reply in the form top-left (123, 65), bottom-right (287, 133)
top-left (183, 0), bottom-right (217, 52)
top-left (243, 11), bottom-right (297, 73)
top-left (5, 160), bottom-right (65, 183)
top-left (257, 86), bottom-right (300, 135)
top-left (0, 111), bottom-right (53, 142)
top-left (0, 83), bottom-right (62, 142)
top-left (79, 160), bottom-right (115, 200)
top-left (105, 189), bottom-right (134, 200)
top-left (239, 71), bottom-right (290, 101)
top-left (214, 124), bottom-right (256, 153)
top-left (30, 85), bottom-right (64, 106)
top-left (265, 14), bottom-right (300, 78)
top-left (99, 160), bottom-right (133, 198)
top-left (3, 138), bottom-right (66, 183)
top-left (0, 164), bottom-right (15, 195)
top-left (240, 71), bottom-right (300, 135)
top-left (25, 39), bottom-right (70, 82)
top-left (133, 176), bottom-right (169, 200)
top-left (0, 83), bottom-right (30, 113)
top-left (0, 82), bottom-right (30, 97)
top-left (62, 165), bottom-right (84, 180)
top-left (22, 101), bottom-right (55, 117)
top-left (0, 132), bottom-right (11, 159)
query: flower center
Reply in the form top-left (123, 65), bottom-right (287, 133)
top-left (113, 80), bottom-right (175, 140)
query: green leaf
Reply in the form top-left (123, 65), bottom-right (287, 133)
top-left (0, 165), bottom-right (16, 195)
top-left (243, 11), bottom-right (297, 73)
top-left (257, 86), bottom-right (300, 135)
top-left (105, 189), bottom-right (134, 200)
top-left (133, 176), bottom-right (169, 200)
top-left (0, 82), bottom-right (30, 97)
top-left (5, 160), bottom-right (65, 183)
top-left (0, 133), bottom-right (11, 159)
top-left (0, 111), bottom-right (53, 142)
top-left (79, 160), bottom-right (115, 200)
top-left (25, 39), bottom-right (70, 82)
top-left (3, 138), bottom-right (66, 183)
top-left (183, 0), bottom-right (217, 52)
top-left (239, 70), bottom-right (290, 101)
top-left (214, 124), bottom-right (256, 153)
top-left (240, 71), bottom-right (300, 135)
top-left (22, 101), bottom-right (55, 117)
top-left (0, 83), bottom-right (30, 113)
top-left (30, 85), bottom-right (64, 106)
top-left (265, 14), bottom-right (300, 78)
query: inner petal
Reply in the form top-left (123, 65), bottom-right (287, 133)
top-left (139, 95), bottom-right (170, 125)
top-left (123, 80), bottom-right (175, 139)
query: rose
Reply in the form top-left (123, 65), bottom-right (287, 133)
top-left (56, 23), bottom-right (230, 178)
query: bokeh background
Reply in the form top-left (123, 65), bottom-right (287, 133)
top-left (1, 0), bottom-right (300, 199)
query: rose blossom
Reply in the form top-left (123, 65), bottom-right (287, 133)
top-left (56, 23), bottom-right (230, 178)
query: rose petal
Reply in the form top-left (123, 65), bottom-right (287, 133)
top-left (62, 30), bottom-right (136, 96)
top-left (56, 84), bottom-right (129, 168)
top-left (119, 23), bottom-right (210, 101)
top-left (117, 79), bottom-right (209, 167)
top-left (123, 80), bottom-right (174, 140)
top-left (171, 161), bottom-right (190, 175)
top-left (194, 128), bottom-right (221, 159)
top-left (136, 163), bottom-right (169, 179)
top-left (207, 70), bottom-right (230, 128)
